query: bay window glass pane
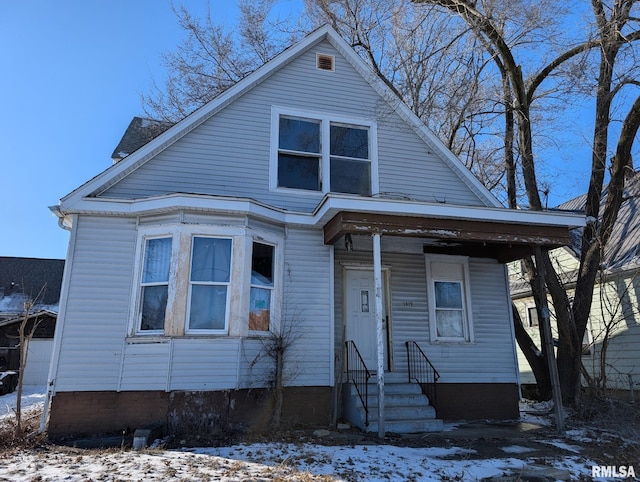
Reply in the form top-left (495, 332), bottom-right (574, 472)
top-left (141, 285), bottom-right (168, 331)
top-left (191, 237), bottom-right (231, 282)
top-left (330, 125), bottom-right (368, 159)
top-left (436, 310), bottom-right (464, 338)
top-left (434, 281), bottom-right (463, 309)
top-left (279, 117), bottom-right (320, 153)
top-left (278, 153), bottom-right (320, 190)
top-left (251, 243), bottom-right (274, 286)
top-left (249, 287), bottom-right (271, 331)
top-left (189, 285), bottom-right (227, 330)
top-left (142, 237), bottom-right (171, 283)
top-left (330, 158), bottom-right (371, 195)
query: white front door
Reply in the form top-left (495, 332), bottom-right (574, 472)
top-left (345, 268), bottom-right (389, 371)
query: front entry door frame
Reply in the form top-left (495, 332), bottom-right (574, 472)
top-left (343, 264), bottom-right (393, 372)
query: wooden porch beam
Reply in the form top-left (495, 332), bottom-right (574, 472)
top-left (323, 212), bottom-right (572, 248)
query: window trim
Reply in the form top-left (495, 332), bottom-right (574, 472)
top-left (425, 255), bottom-right (474, 343)
top-left (269, 106), bottom-right (378, 195)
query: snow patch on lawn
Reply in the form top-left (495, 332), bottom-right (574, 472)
top-left (0, 385), bottom-right (46, 419)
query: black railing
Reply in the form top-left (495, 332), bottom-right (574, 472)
top-left (344, 340), bottom-right (371, 426)
top-left (406, 341), bottom-right (440, 409)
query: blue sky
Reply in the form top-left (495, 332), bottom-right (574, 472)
top-left (0, 1), bottom-right (297, 260)
top-left (0, 1), bottom-right (597, 261)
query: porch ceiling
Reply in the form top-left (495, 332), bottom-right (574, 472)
top-left (323, 211), bottom-right (573, 263)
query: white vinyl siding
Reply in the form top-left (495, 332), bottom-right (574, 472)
top-left (99, 40), bottom-right (488, 210)
top-left (22, 339), bottom-right (54, 386)
top-left (334, 239), bottom-right (518, 384)
top-left (54, 216), bottom-right (137, 392)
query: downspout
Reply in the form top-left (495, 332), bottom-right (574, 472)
top-left (40, 212), bottom-right (77, 433)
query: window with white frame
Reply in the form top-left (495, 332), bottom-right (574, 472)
top-left (139, 237), bottom-right (172, 332)
top-left (133, 225), bottom-right (281, 337)
top-left (426, 256), bottom-right (473, 342)
top-left (273, 109), bottom-right (374, 196)
top-left (249, 242), bottom-right (275, 331)
top-left (187, 237), bottom-right (232, 332)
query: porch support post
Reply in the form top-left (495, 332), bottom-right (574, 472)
top-left (534, 246), bottom-right (565, 434)
top-left (373, 233), bottom-right (385, 438)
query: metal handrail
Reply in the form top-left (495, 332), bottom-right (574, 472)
top-left (406, 341), bottom-right (440, 409)
top-left (344, 340), bottom-right (371, 426)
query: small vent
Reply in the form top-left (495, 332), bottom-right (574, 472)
top-left (316, 53), bottom-right (335, 71)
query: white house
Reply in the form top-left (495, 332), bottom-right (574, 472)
top-left (45, 26), bottom-right (583, 437)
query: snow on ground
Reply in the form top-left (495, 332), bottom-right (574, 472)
top-left (0, 385), bottom-right (46, 419)
top-left (0, 443), bottom-right (597, 481)
top-left (0, 388), bottom-right (617, 480)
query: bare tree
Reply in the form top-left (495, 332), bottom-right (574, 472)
top-left (415, 0), bottom-right (640, 404)
top-left (142, 1), bottom-right (294, 122)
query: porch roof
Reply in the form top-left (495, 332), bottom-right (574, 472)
top-left (323, 210), bottom-right (578, 263)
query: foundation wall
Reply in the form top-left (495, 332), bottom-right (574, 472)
top-left (432, 383), bottom-right (520, 420)
top-left (47, 387), bottom-right (332, 438)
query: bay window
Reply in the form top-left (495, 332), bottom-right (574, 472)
top-left (133, 225), bottom-right (281, 337)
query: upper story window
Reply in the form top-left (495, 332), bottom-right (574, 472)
top-left (272, 108), bottom-right (376, 196)
top-left (278, 117), bottom-right (321, 191)
top-left (426, 255), bottom-right (474, 343)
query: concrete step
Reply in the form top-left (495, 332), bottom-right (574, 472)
top-left (343, 381), bottom-right (443, 433)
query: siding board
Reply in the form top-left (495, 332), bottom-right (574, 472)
top-left (101, 41), bottom-right (486, 210)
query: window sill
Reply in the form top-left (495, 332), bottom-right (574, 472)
top-left (430, 339), bottom-right (475, 345)
top-left (125, 334), bottom-right (243, 344)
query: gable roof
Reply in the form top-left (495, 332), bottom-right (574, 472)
top-left (57, 25), bottom-right (502, 210)
top-left (110, 117), bottom-right (173, 163)
top-left (0, 257), bottom-right (65, 313)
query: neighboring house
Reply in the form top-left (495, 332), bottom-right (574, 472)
top-left (511, 171), bottom-right (640, 394)
top-left (0, 257), bottom-right (64, 385)
top-left (46, 26), bottom-right (583, 437)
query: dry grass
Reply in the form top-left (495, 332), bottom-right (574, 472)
top-left (0, 405), bottom-right (47, 451)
